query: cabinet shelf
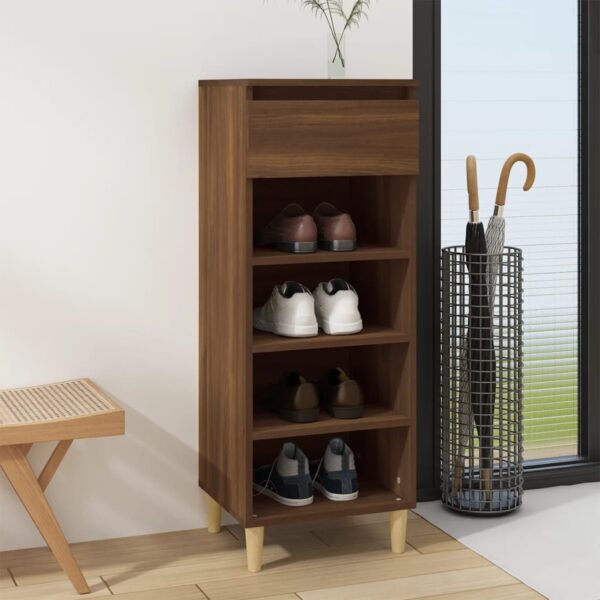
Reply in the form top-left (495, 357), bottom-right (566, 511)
top-left (252, 326), bottom-right (409, 354)
top-left (253, 406), bottom-right (411, 441)
top-left (250, 479), bottom-right (410, 527)
top-left (252, 245), bottom-right (410, 267)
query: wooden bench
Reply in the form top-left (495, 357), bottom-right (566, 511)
top-left (0, 379), bottom-right (124, 594)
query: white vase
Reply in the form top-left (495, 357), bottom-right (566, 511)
top-left (328, 35), bottom-right (346, 79)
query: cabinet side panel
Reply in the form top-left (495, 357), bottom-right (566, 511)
top-left (199, 85), bottom-right (250, 522)
top-left (406, 175), bottom-right (417, 503)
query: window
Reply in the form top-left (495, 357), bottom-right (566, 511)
top-left (440, 0), bottom-right (580, 460)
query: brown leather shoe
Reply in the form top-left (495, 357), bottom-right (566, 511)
top-left (319, 368), bottom-right (364, 419)
top-left (271, 372), bottom-right (320, 423)
top-left (313, 203), bottom-right (357, 252)
top-left (258, 204), bottom-right (317, 253)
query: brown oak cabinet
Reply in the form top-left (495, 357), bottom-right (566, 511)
top-left (199, 79), bottom-right (418, 571)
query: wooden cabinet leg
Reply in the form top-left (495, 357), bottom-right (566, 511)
top-left (0, 445), bottom-right (90, 594)
top-left (390, 509), bottom-right (408, 554)
top-left (245, 526), bottom-right (264, 573)
top-left (204, 492), bottom-right (222, 533)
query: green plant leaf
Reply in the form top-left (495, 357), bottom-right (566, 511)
top-left (329, 0), bottom-right (347, 19)
top-left (300, 0), bottom-right (328, 18)
top-left (344, 0), bottom-right (371, 29)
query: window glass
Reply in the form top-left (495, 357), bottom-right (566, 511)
top-left (441, 0), bottom-right (579, 459)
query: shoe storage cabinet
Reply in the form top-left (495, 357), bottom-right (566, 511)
top-left (199, 79), bottom-right (419, 572)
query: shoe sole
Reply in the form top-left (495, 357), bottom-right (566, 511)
top-left (318, 318), bottom-right (363, 336)
top-left (253, 483), bottom-right (314, 506)
top-left (278, 407), bottom-right (320, 423)
top-left (319, 240), bottom-right (356, 252)
top-left (254, 317), bottom-right (318, 338)
top-left (327, 404), bottom-right (364, 419)
top-left (272, 241), bottom-right (317, 253)
top-left (313, 481), bottom-right (358, 502)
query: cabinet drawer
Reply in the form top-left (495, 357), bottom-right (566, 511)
top-left (247, 99), bottom-right (419, 178)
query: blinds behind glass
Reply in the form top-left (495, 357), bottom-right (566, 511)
top-left (441, 0), bottom-right (579, 459)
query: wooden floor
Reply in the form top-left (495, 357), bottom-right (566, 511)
top-left (0, 511), bottom-right (544, 600)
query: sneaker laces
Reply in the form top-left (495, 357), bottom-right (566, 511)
top-left (253, 459), bottom-right (277, 497)
top-left (311, 456), bottom-right (324, 484)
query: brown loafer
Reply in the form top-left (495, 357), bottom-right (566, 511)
top-left (257, 204), bottom-right (317, 253)
top-left (270, 372), bottom-right (320, 423)
top-left (313, 203), bottom-right (357, 252)
top-left (319, 368), bottom-right (364, 419)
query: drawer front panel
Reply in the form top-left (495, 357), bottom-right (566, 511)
top-left (247, 100), bottom-right (419, 178)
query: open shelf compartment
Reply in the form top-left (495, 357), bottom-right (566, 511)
top-left (253, 259), bottom-right (410, 349)
top-left (253, 343), bottom-right (413, 440)
top-left (252, 176), bottom-right (416, 261)
top-left (250, 427), bottom-right (414, 526)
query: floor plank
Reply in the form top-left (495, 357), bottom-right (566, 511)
top-left (1, 568), bottom-right (15, 588)
top-left (226, 526), bottom-right (329, 550)
top-left (311, 518), bottom-right (441, 548)
top-left (1, 528), bottom-right (238, 571)
top-left (110, 584), bottom-right (208, 599)
top-left (198, 549), bottom-right (490, 600)
top-left (5, 529), bottom-right (241, 586)
top-left (296, 565), bottom-right (518, 599)
top-left (104, 540), bottom-right (419, 594)
top-left (245, 596), bottom-right (300, 600)
top-left (407, 532), bottom-right (464, 554)
top-left (416, 582), bottom-right (546, 599)
top-left (0, 576), bottom-right (110, 599)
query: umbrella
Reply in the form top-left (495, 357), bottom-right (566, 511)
top-left (477, 152), bottom-right (534, 501)
top-left (465, 156), bottom-right (497, 505)
top-left (451, 157), bottom-right (477, 494)
top-left (487, 153), bottom-right (536, 304)
top-left (452, 156), bottom-right (495, 498)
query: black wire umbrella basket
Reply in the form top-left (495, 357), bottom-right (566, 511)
top-left (440, 245), bottom-right (524, 515)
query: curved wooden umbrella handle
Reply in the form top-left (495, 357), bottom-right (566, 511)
top-left (466, 155), bottom-right (479, 212)
top-left (495, 153), bottom-right (536, 207)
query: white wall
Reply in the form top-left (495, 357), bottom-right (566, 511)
top-left (0, 0), bottom-right (412, 551)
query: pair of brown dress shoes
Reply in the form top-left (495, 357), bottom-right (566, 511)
top-left (257, 203), bottom-right (357, 253)
top-left (270, 368), bottom-right (364, 423)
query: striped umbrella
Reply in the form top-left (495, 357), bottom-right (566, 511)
top-left (479, 153), bottom-right (535, 499)
top-left (486, 153), bottom-right (536, 303)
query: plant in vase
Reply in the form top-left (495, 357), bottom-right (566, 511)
top-left (296, 0), bottom-right (374, 78)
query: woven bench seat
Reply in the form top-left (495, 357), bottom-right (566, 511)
top-left (0, 379), bottom-right (123, 446)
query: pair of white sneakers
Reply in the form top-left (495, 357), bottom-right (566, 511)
top-left (253, 279), bottom-right (363, 337)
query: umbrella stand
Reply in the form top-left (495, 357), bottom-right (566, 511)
top-left (441, 245), bottom-right (523, 515)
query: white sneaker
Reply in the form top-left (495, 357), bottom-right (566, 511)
top-left (253, 281), bottom-right (318, 338)
top-left (313, 279), bottom-right (363, 335)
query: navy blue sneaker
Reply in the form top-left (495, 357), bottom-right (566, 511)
top-left (311, 438), bottom-right (359, 501)
top-left (253, 442), bottom-right (313, 506)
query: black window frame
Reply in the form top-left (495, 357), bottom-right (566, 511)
top-left (415, 0), bottom-right (600, 501)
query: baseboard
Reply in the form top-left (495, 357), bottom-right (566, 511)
top-left (524, 461), bottom-right (600, 489)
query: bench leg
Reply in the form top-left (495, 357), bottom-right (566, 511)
top-left (38, 440), bottom-right (73, 492)
top-left (0, 444), bottom-right (90, 594)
